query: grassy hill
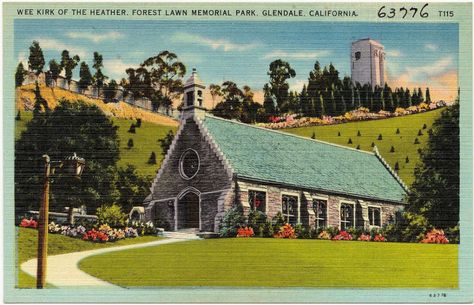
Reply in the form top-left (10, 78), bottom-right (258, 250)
top-left (15, 84), bottom-right (178, 178)
top-left (283, 108), bottom-right (445, 186)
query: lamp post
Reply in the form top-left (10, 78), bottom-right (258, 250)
top-left (36, 153), bottom-right (85, 289)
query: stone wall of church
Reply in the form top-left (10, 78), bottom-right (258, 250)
top-left (236, 179), bottom-right (404, 230)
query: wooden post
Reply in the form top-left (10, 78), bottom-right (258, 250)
top-left (37, 155), bottom-right (50, 289)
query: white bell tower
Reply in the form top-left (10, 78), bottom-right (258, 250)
top-left (181, 68), bottom-right (206, 120)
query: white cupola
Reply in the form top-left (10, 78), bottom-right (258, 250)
top-left (181, 68), bottom-right (206, 120)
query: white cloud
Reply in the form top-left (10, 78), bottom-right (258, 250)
top-left (103, 58), bottom-right (137, 79)
top-left (424, 43), bottom-right (438, 51)
top-left (385, 50), bottom-right (402, 57)
top-left (171, 32), bottom-right (261, 52)
top-left (65, 31), bottom-right (125, 43)
top-left (388, 56), bottom-right (454, 85)
top-left (34, 38), bottom-right (87, 58)
top-left (263, 50), bottom-right (331, 60)
top-left (289, 79), bottom-right (307, 92)
top-left (17, 51), bottom-right (28, 67)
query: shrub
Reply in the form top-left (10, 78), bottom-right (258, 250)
top-left (373, 234), bottom-right (387, 242)
top-left (357, 130), bottom-right (361, 136)
top-left (325, 226), bottom-right (339, 238)
top-left (154, 209), bottom-right (171, 231)
top-left (377, 134), bottom-right (383, 140)
top-left (414, 137), bottom-right (420, 144)
top-left (247, 210), bottom-right (266, 232)
top-left (445, 225), bottom-right (459, 244)
top-left (417, 148), bottom-right (422, 154)
top-left (394, 162), bottom-right (399, 171)
top-left (127, 138), bottom-right (134, 149)
top-left (358, 234), bottom-right (371, 241)
top-left (332, 230), bottom-right (352, 241)
top-left (347, 227), bottom-right (364, 239)
top-left (428, 129), bottom-right (433, 136)
top-left (272, 212), bottom-right (285, 234)
top-left (337, 131), bottom-right (341, 136)
top-left (15, 110), bottom-right (21, 121)
top-left (294, 223), bottom-right (304, 238)
top-left (396, 128), bottom-right (400, 134)
top-left (420, 229), bottom-right (449, 244)
top-left (422, 123), bottom-right (427, 129)
top-left (136, 118), bottom-right (142, 128)
top-left (96, 204), bottom-right (128, 228)
top-left (317, 230), bottom-right (331, 240)
top-left (219, 205), bottom-right (246, 237)
top-left (236, 226), bottom-right (254, 237)
top-left (347, 138), bottom-right (352, 144)
top-left (356, 145), bottom-right (360, 150)
top-left (390, 146), bottom-right (395, 153)
top-left (128, 124), bottom-right (136, 133)
top-left (274, 223), bottom-right (296, 239)
top-left (418, 129), bottom-right (423, 136)
top-left (311, 132), bottom-right (315, 139)
top-left (405, 156), bottom-right (409, 163)
top-left (257, 224), bottom-right (265, 237)
top-left (262, 220), bottom-right (274, 238)
top-left (371, 142), bottom-right (375, 148)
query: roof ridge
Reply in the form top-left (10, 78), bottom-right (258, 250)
top-left (204, 114), bottom-right (375, 156)
top-left (373, 146), bottom-right (409, 193)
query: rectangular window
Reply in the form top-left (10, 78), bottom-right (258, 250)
top-left (369, 207), bottom-right (381, 227)
top-left (282, 195), bottom-right (298, 226)
top-left (313, 199), bottom-right (327, 229)
top-left (340, 203), bottom-right (354, 230)
top-left (248, 190), bottom-right (266, 213)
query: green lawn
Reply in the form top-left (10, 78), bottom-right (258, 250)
top-left (283, 108), bottom-right (444, 185)
top-left (14, 111), bottom-right (176, 178)
top-left (16, 227), bottom-right (162, 288)
top-left (79, 238), bottom-right (458, 288)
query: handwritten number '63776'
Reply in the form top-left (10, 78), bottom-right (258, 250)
top-left (378, 4), bottom-right (429, 19)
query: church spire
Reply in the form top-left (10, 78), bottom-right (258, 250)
top-left (181, 68), bottom-right (206, 120)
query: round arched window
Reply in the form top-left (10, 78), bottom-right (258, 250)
top-left (179, 149), bottom-right (200, 179)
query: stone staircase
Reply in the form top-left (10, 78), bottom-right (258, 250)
top-left (163, 228), bottom-right (202, 240)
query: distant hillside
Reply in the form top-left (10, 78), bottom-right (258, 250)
top-left (283, 108), bottom-right (445, 186)
top-left (16, 84), bottom-right (179, 127)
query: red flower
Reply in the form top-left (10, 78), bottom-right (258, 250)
top-left (237, 227), bottom-right (254, 237)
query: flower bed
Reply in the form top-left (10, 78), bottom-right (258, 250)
top-left (273, 223), bottom-right (296, 239)
top-left (236, 227), bottom-right (254, 237)
top-left (332, 231), bottom-right (353, 241)
top-left (257, 104), bottom-right (443, 130)
top-left (420, 229), bottom-right (449, 244)
top-left (20, 218), bottom-right (154, 243)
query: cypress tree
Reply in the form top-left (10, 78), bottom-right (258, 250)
top-left (396, 128), bottom-right (400, 134)
top-left (311, 132), bottom-right (316, 139)
top-left (128, 124), bottom-right (136, 134)
top-left (425, 88), bottom-right (431, 103)
top-left (15, 62), bottom-right (27, 87)
top-left (357, 130), bottom-right (361, 137)
top-left (406, 156), bottom-right (409, 163)
top-left (378, 134), bottom-right (383, 140)
top-left (148, 152), bottom-right (157, 164)
top-left (394, 162), bottom-right (399, 172)
top-left (390, 146), bottom-right (395, 153)
top-left (127, 138), bottom-right (134, 149)
top-left (28, 41), bottom-right (45, 76)
top-left (348, 138), bottom-right (352, 144)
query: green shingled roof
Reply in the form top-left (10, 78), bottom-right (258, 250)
top-left (202, 115), bottom-right (407, 203)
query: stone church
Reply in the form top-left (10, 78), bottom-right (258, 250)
top-left (143, 69), bottom-right (407, 233)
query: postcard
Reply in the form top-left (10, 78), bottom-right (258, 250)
top-left (2, 1), bottom-right (473, 303)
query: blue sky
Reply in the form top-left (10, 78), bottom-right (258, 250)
top-left (15, 20), bottom-right (459, 101)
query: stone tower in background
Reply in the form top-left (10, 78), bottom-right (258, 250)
top-left (351, 38), bottom-right (385, 89)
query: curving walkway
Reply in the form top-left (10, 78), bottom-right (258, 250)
top-left (21, 235), bottom-right (199, 288)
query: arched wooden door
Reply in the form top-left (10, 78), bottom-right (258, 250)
top-left (178, 192), bottom-right (200, 229)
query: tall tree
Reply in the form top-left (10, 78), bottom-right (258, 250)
top-left (209, 83), bottom-right (222, 109)
top-left (33, 82), bottom-right (49, 114)
top-left (141, 51), bottom-right (186, 114)
top-left (79, 62), bottom-right (93, 93)
top-left (264, 59), bottom-right (296, 114)
top-left (28, 41), bottom-right (45, 76)
top-left (48, 59), bottom-right (61, 87)
top-left (93, 52), bottom-right (108, 95)
top-left (15, 100), bottom-right (120, 217)
top-left (158, 130), bottom-right (175, 157)
top-left (407, 103), bottom-right (459, 229)
top-left (60, 50), bottom-right (80, 88)
top-left (425, 87), bottom-right (431, 103)
top-left (103, 80), bottom-right (118, 102)
top-left (15, 62), bottom-right (27, 87)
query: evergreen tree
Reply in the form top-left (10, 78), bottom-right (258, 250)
top-left (127, 138), bottom-right (134, 149)
top-left (128, 124), bottom-right (136, 133)
top-left (33, 82), bottom-right (49, 114)
top-left (299, 85), bottom-right (311, 117)
top-left (48, 59), bottom-right (61, 87)
top-left (378, 134), bottom-right (383, 140)
top-left (28, 41), bottom-right (45, 75)
top-left (311, 132), bottom-right (316, 139)
top-left (425, 87), bottom-right (431, 103)
top-left (414, 137), bottom-right (420, 144)
top-left (158, 130), bottom-right (175, 157)
top-left (93, 52), bottom-right (107, 94)
top-left (15, 62), bottom-right (27, 87)
top-left (79, 62), bottom-right (93, 93)
top-left (406, 156), bottom-right (410, 163)
top-left (390, 146), bottom-right (395, 153)
top-left (264, 59), bottom-right (296, 114)
top-left (60, 50), bottom-right (80, 87)
top-left (15, 110), bottom-right (21, 121)
top-left (418, 87), bottom-right (424, 104)
top-left (356, 145), bottom-right (360, 150)
top-left (407, 104), bottom-right (459, 229)
top-left (148, 152), bottom-right (157, 164)
top-left (347, 138), bottom-right (352, 144)
top-left (394, 162), bottom-right (399, 171)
